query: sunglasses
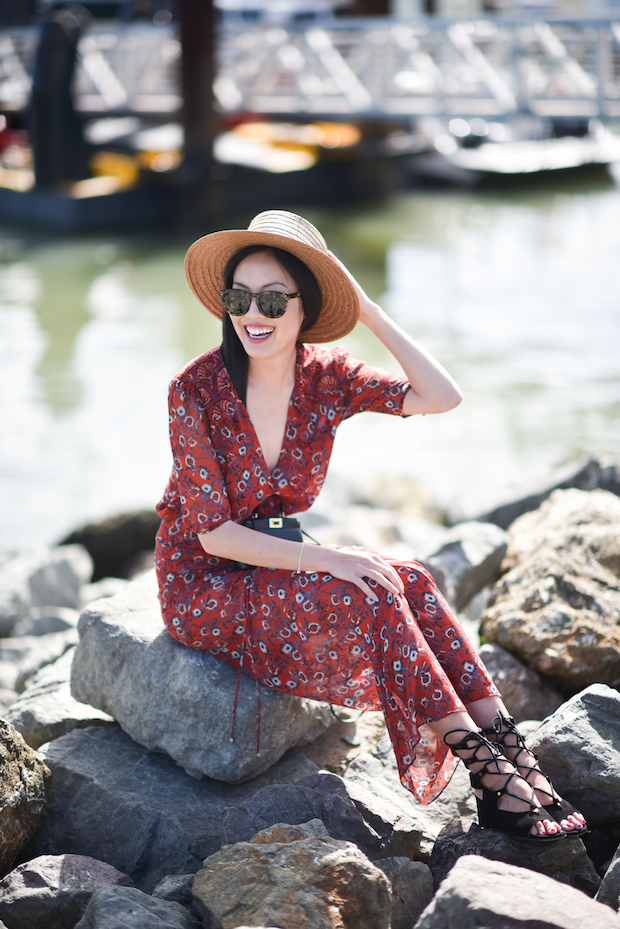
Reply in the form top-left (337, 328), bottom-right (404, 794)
top-left (220, 289), bottom-right (300, 319)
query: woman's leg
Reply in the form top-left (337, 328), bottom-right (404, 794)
top-left (465, 697), bottom-right (587, 834)
top-left (427, 710), bottom-right (561, 838)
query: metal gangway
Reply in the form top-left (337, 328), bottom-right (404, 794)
top-left (1, 16), bottom-right (620, 121)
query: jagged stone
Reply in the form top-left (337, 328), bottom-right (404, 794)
top-left (151, 874), bottom-right (198, 917)
top-left (478, 643), bottom-right (563, 722)
top-left (0, 720), bottom-right (51, 875)
top-left (70, 570), bottom-right (331, 783)
top-left (191, 820), bottom-right (391, 929)
top-left (376, 857), bottom-right (433, 929)
top-left (480, 489), bottom-right (620, 693)
top-left (343, 730), bottom-right (477, 852)
top-left (429, 819), bottom-right (600, 897)
top-left (421, 521), bottom-right (508, 611)
top-left (23, 725), bottom-right (318, 893)
top-left (74, 884), bottom-right (199, 929)
top-left (528, 684), bottom-right (620, 827)
top-left (4, 649), bottom-right (114, 750)
top-left (0, 631), bottom-right (78, 694)
top-left (596, 842), bottom-right (620, 910)
top-left (0, 854), bottom-right (133, 929)
top-left (415, 854), bottom-right (620, 929)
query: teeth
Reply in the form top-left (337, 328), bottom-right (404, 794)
top-left (246, 326), bottom-right (274, 336)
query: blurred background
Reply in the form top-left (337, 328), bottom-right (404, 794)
top-left (1, 0), bottom-right (619, 546)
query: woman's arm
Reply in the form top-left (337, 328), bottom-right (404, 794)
top-left (330, 253), bottom-right (462, 416)
top-left (199, 522), bottom-right (405, 603)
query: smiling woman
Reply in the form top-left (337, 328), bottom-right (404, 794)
top-left (154, 209), bottom-right (585, 841)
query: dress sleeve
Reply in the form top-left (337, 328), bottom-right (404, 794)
top-left (167, 375), bottom-right (232, 534)
top-left (335, 350), bottom-right (411, 420)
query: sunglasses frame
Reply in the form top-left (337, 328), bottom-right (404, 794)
top-left (219, 289), bottom-right (300, 319)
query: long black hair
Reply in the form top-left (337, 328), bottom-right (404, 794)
top-left (220, 245), bottom-right (322, 405)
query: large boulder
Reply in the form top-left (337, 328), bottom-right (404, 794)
top-left (191, 820), bottom-right (391, 929)
top-left (0, 854), bottom-right (133, 929)
top-left (429, 819), bottom-right (600, 897)
top-left (75, 884), bottom-right (199, 929)
top-left (23, 725), bottom-right (318, 893)
top-left (528, 684), bottom-right (620, 827)
top-left (0, 547), bottom-right (92, 636)
top-left (4, 649), bottom-right (114, 750)
top-left (420, 521), bottom-right (508, 612)
top-left (480, 489), bottom-right (620, 693)
top-left (477, 643), bottom-right (564, 722)
top-left (70, 571), bottom-right (331, 783)
top-left (415, 855), bottom-right (620, 929)
top-left (0, 720), bottom-right (51, 876)
top-left (596, 842), bottom-right (620, 910)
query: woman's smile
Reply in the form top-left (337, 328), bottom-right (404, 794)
top-left (244, 324), bottom-right (275, 342)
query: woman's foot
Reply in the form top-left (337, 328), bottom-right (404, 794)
top-left (483, 712), bottom-right (587, 836)
top-left (444, 728), bottom-right (563, 840)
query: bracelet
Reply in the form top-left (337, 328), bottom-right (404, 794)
top-left (297, 541), bottom-right (305, 574)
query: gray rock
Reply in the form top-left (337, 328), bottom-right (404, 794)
top-left (596, 843), bottom-right (620, 910)
top-left (450, 455), bottom-right (620, 530)
top-left (421, 521), bottom-right (508, 612)
top-left (0, 720), bottom-right (51, 874)
top-left (480, 489), bottom-right (620, 693)
top-left (415, 854), bottom-right (620, 929)
top-left (70, 571), bottom-right (331, 783)
top-left (10, 606), bottom-right (80, 637)
top-left (429, 819), bottom-right (600, 897)
top-left (0, 631), bottom-right (78, 694)
top-left (0, 854), bottom-right (133, 929)
top-left (28, 546), bottom-right (92, 611)
top-left (60, 509), bottom-right (161, 583)
top-left (343, 731), bottom-right (477, 850)
top-left (478, 644), bottom-right (564, 722)
top-left (528, 684), bottom-right (620, 827)
top-left (151, 874), bottom-right (197, 914)
top-left (23, 725), bottom-right (318, 892)
top-left (4, 649), bottom-right (114, 749)
top-left (376, 857), bottom-right (433, 929)
top-left (0, 690), bottom-right (17, 716)
top-left (0, 547), bottom-right (92, 637)
top-left (223, 771), bottom-right (399, 859)
top-left (75, 884), bottom-right (199, 929)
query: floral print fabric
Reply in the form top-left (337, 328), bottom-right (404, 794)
top-left (155, 343), bottom-right (498, 804)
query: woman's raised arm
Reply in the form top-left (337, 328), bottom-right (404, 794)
top-left (329, 252), bottom-right (462, 416)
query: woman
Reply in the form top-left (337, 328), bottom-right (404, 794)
top-left (155, 210), bottom-right (585, 842)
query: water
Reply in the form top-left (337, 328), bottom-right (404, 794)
top-left (2, 170), bottom-right (619, 546)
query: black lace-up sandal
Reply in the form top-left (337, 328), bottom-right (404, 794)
top-left (444, 728), bottom-right (565, 843)
top-left (483, 711), bottom-right (587, 838)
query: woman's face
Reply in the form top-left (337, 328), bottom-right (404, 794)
top-left (229, 251), bottom-right (304, 364)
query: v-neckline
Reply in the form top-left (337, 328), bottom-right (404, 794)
top-left (224, 345), bottom-right (301, 479)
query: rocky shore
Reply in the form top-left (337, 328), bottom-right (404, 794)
top-left (0, 456), bottom-right (619, 929)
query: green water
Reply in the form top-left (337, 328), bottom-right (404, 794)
top-left (2, 170), bottom-right (620, 545)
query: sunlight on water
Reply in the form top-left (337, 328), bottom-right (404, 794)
top-left (1, 176), bottom-right (619, 545)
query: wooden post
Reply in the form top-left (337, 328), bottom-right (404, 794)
top-left (176, 0), bottom-right (216, 184)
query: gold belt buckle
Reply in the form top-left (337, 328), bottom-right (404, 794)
top-left (268, 517), bottom-right (283, 529)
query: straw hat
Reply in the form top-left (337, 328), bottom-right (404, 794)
top-left (184, 210), bottom-right (359, 343)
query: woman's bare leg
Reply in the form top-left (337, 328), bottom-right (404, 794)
top-left (464, 696), bottom-right (586, 833)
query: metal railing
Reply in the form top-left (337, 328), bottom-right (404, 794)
top-left (1, 17), bottom-right (619, 120)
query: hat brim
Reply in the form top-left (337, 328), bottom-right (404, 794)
top-left (184, 229), bottom-right (359, 343)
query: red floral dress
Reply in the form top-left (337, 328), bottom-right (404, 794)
top-left (155, 343), bottom-right (498, 803)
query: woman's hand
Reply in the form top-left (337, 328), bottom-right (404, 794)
top-left (313, 546), bottom-right (405, 603)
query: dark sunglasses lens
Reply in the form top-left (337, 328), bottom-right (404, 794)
top-left (257, 292), bottom-right (288, 318)
top-left (221, 290), bottom-right (251, 315)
